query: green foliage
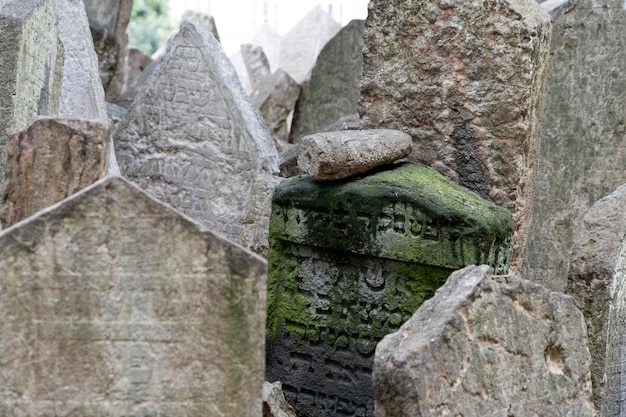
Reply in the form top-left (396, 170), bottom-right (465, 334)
top-left (127, 0), bottom-right (174, 55)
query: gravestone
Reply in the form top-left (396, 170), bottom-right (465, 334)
top-left (251, 23), bottom-right (281, 74)
top-left (83, 0), bottom-right (132, 99)
top-left (525, 0), bottom-right (626, 291)
top-left (568, 184), bottom-right (626, 414)
top-left (359, 0), bottom-right (552, 274)
top-left (152, 10), bottom-right (221, 62)
top-left (0, 0), bottom-right (64, 194)
top-left (279, 6), bottom-right (341, 84)
top-left (56, 0), bottom-right (107, 120)
top-left (0, 175), bottom-right (267, 417)
top-left (266, 162), bottom-right (514, 417)
top-left (115, 22), bottom-right (279, 244)
top-left (0, 117), bottom-right (109, 228)
top-left (242, 43), bottom-right (271, 92)
top-left (120, 47), bottom-right (153, 98)
top-left (374, 265), bottom-right (595, 417)
top-left (290, 20), bottom-right (364, 143)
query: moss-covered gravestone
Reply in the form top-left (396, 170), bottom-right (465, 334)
top-left (266, 162), bottom-right (514, 417)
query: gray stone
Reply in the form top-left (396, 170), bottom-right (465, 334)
top-left (278, 143), bottom-right (302, 178)
top-left (251, 69), bottom-right (301, 146)
top-left (230, 50), bottom-right (254, 95)
top-left (0, 175), bottom-right (267, 417)
top-left (240, 174), bottom-right (283, 257)
top-left (359, 0), bottom-right (552, 275)
top-left (278, 6), bottom-right (340, 84)
top-left (152, 10), bottom-right (221, 62)
top-left (567, 184), bottom-right (626, 414)
top-left (297, 129), bottom-right (412, 181)
top-left (0, 117), bottom-right (109, 228)
top-left (115, 22), bottom-right (279, 244)
top-left (322, 113), bottom-right (361, 133)
top-left (242, 43), bottom-right (271, 92)
top-left (263, 381), bottom-right (297, 417)
top-left (120, 47), bottom-right (153, 98)
top-left (374, 265), bottom-right (595, 417)
top-left (90, 24), bottom-right (118, 89)
top-left (267, 163), bottom-right (514, 417)
top-left (0, 0), bottom-right (64, 194)
top-left (289, 20), bottom-right (364, 143)
top-left (525, 0), bottom-right (626, 292)
top-left (250, 23), bottom-right (281, 74)
top-left (56, 0), bottom-right (107, 120)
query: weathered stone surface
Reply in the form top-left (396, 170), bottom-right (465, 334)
top-left (525, 0), bottom-right (626, 292)
top-left (359, 0), bottom-right (552, 275)
top-left (240, 174), bottom-right (283, 257)
top-left (121, 47), bottom-right (153, 98)
top-left (322, 113), bottom-right (361, 133)
top-left (267, 163), bottom-right (514, 417)
top-left (0, 117), bottom-right (109, 228)
top-left (297, 129), bottom-right (412, 181)
top-left (0, 175), bottom-right (267, 417)
top-left (263, 381), bottom-right (298, 417)
top-left (289, 19), bottom-right (364, 143)
top-left (278, 143), bottom-right (302, 178)
top-left (279, 6), bottom-right (340, 84)
top-left (115, 22), bottom-right (279, 243)
top-left (0, 0), bottom-right (64, 194)
top-left (83, 0), bottom-right (132, 99)
top-left (242, 43), bottom-right (271, 92)
top-left (252, 69), bottom-right (301, 145)
top-left (153, 11), bottom-right (221, 63)
top-left (374, 265), bottom-right (595, 417)
top-left (567, 184), bottom-right (626, 413)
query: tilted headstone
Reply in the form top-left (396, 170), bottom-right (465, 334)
top-left (374, 265), bottom-right (595, 417)
top-left (567, 184), bottom-right (626, 414)
top-left (359, 0), bottom-right (552, 275)
top-left (0, 117), bottom-right (109, 228)
top-left (0, 0), bottom-right (64, 194)
top-left (278, 6), bottom-right (341, 84)
top-left (525, 0), bottom-right (626, 291)
top-left (251, 69), bottom-right (301, 146)
top-left (290, 19), bottom-right (364, 143)
top-left (56, 0), bottom-right (107, 120)
top-left (0, 175), bottom-right (267, 416)
top-left (266, 162), bottom-right (513, 417)
top-left (115, 22), bottom-right (279, 244)
top-left (242, 43), bottom-right (271, 92)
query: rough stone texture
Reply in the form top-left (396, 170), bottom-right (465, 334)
top-left (242, 43), bottom-right (271, 92)
top-left (152, 11), bottom-right (221, 62)
top-left (322, 113), bottom-right (361, 133)
top-left (263, 381), bottom-right (298, 417)
top-left (567, 184), bottom-right (626, 414)
top-left (278, 143), bottom-right (302, 178)
top-left (251, 69), bottom-right (301, 145)
top-left (278, 6), bottom-right (341, 84)
top-left (525, 0), bottom-right (626, 292)
top-left (0, 117), bottom-right (109, 228)
top-left (56, 0), bottom-right (107, 120)
top-left (359, 0), bottom-right (552, 275)
top-left (0, 175), bottom-right (267, 417)
top-left (267, 162), bottom-right (514, 417)
top-left (240, 174), bottom-right (283, 257)
top-left (297, 129), bottom-right (412, 181)
top-left (0, 0), bottom-right (64, 194)
top-left (121, 47), bottom-right (153, 98)
top-left (374, 265), bottom-right (595, 417)
top-left (289, 20), bottom-right (364, 143)
top-left (115, 22), bottom-right (279, 244)
top-left (83, 0), bottom-right (132, 99)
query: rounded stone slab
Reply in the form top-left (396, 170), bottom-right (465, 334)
top-left (297, 129), bottom-right (412, 180)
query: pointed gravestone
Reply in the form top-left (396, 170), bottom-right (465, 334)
top-left (374, 265), bottom-right (594, 417)
top-left (115, 22), bottom-right (279, 244)
top-left (0, 175), bottom-right (267, 417)
top-left (526, 0), bottom-right (626, 292)
top-left (56, 0), bottom-right (107, 120)
top-left (0, 0), bottom-right (64, 193)
top-left (290, 19), bottom-right (364, 143)
top-left (359, 0), bottom-right (552, 275)
top-left (568, 184), bottom-right (626, 414)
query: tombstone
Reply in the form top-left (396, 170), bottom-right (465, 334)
top-left (120, 47), bottom-right (153, 98)
top-left (266, 162), bottom-right (514, 417)
top-left (525, 0), bottom-right (626, 291)
top-left (251, 69), bottom-right (301, 146)
top-left (115, 22), bottom-right (279, 244)
top-left (0, 117), bottom-right (109, 228)
top-left (290, 20), bottom-right (364, 143)
top-left (0, 0), bottom-right (64, 194)
top-left (83, 0), bottom-right (132, 99)
top-left (152, 10), bottom-right (221, 62)
top-left (374, 265), bottom-right (595, 417)
top-left (567, 184), bottom-right (626, 414)
top-left (359, 0), bottom-right (552, 275)
top-left (278, 6), bottom-right (341, 84)
top-left (56, 0), bottom-right (107, 120)
top-left (0, 175), bottom-right (267, 417)
top-left (250, 23), bottom-right (281, 74)
top-left (230, 50), bottom-right (254, 95)
top-left (242, 43), bottom-right (271, 92)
